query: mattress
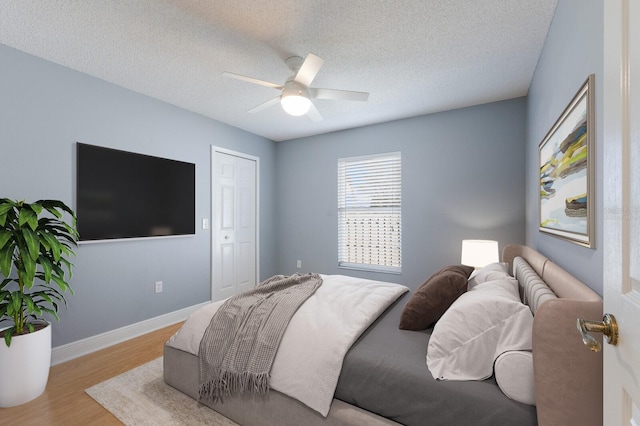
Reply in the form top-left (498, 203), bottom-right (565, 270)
top-left (335, 293), bottom-right (538, 426)
top-left (164, 344), bottom-right (400, 426)
top-left (165, 291), bottom-right (537, 426)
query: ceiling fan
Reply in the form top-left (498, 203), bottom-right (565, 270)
top-left (222, 53), bottom-right (369, 121)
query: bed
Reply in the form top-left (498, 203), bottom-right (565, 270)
top-left (163, 244), bottom-right (603, 425)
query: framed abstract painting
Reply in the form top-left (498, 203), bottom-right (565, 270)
top-left (539, 75), bottom-right (595, 247)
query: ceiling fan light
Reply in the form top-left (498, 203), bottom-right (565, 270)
top-left (281, 93), bottom-right (311, 116)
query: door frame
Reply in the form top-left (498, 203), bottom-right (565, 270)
top-left (210, 146), bottom-right (260, 300)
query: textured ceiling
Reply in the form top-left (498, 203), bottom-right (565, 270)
top-left (0, 0), bottom-right (557, 141)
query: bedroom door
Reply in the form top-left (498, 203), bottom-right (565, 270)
top-left (602, 1), bottom-right (640, 423)
top-left (211, 147), bottom-right (259, 301)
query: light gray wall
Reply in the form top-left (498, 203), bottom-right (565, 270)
top-left (275, 98), bottom-right (527, 290)
top-left (0, 44), bottom-right (277, 346)
top-left (526, 0), bottom-right (603, 294)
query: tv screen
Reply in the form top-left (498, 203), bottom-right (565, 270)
top-left (76, 143), bottom-right (195, 242)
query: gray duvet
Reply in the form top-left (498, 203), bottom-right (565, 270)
top-left (335, 293), bottom-right (538, 426)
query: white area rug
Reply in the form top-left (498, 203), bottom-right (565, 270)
top-left (86, 357), bottom-right (238, 426)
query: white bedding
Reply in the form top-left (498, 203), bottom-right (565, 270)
top-left (166, 274), bottom-right (408, 416)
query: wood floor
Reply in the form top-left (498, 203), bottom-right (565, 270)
top-left (0, 322), bottom-right (183, 425)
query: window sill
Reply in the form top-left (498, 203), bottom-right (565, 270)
top-left (338, 264), bottom-right (401, 275)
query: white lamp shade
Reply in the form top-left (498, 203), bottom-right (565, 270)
top-left (281, 82), bottom-right (312, 116)
top-left (461, 239), bottom-right (499, 268)
top-left (281, 94), bottom-right (311, 116)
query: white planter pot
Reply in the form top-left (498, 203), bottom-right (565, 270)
top-left (0, 322), bottom-right (52, 407)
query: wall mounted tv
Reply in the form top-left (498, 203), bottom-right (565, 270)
top-left (76, 143), bottom-right (196, 242)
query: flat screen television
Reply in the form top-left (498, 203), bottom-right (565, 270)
top-left (76, 143), bottom-right (195, 242)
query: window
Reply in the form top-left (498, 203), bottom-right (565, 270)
top-left (338, 152), bottom-right (401, 273)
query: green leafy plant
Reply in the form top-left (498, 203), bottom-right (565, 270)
top-left (0, 199), bottom-right (78, 347)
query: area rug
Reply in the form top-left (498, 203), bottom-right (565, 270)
top-left (86, 357), bottom-right (238, 425)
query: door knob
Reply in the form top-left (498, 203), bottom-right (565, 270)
top-left (577, 313), bottom-right (619, 352)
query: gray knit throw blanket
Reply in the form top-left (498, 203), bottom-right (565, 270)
top-left (198, 273), bottom-right (323, 403)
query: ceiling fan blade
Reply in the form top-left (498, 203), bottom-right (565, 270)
top-left (222, 72), bottom-right (283, 90)
top-left (306, 102), bottom-right (323, 122)
top-left (294, 53), bottom-right (325, 87)
top-left (311, 88), bottom-right (369, 102)
top-left (247, 96), bottom-right (280, 113)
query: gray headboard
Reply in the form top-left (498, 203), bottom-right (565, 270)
top-left (502, 244), bottom-right (603, 426)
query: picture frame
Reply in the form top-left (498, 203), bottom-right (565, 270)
top-left (539, 74), bottom-right (595, 248)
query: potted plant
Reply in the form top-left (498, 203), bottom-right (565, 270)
top-left (0, 199), bottom-right (78, 407)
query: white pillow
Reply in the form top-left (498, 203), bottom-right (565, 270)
top-left (426, 278), bottom-right (533, 381)
top-left (467, 262), bottom-right (511, 290)
top-left (472, 277), bottom-right (520, 299)
top-left (494, 350), bottom-right (536, 405)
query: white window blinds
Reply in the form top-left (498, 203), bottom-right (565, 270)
top-left (338, 152), bottom-right (401, 274)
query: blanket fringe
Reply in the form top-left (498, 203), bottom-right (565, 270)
top-left (199, 369), bottom-right (271, 403)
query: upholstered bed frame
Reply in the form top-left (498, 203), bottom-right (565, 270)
top-left (502, 245), bottom-right (603, 425)
top-left (163, 244), bottom-right (603, 425)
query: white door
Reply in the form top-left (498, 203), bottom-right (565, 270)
top-left (603, 1), bottom-right (640, 423)
top-left (211, 147), bottom-right (259, 301)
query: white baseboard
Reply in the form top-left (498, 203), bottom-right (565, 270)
top-left (51, 301), bottom-right (209, 366)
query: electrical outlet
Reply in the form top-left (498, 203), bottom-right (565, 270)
top-left (202, 218), bottom-right (209, 229)
top-left (155, 281), bottom-right (163, 293)
top-left (296, 260), bottom-right (302, 268)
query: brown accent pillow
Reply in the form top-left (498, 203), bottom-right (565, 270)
top-left (399, 265), bottom-right (475, 330)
